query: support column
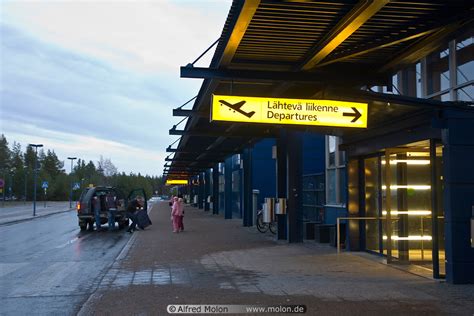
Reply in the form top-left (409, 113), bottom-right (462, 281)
top-left (187, 180), bottom-right (192, 204)
top-left (276, 131), bottom-right (288, 240)
top-left (443, 112), bottom-right (474, 284)
top-left (198, 172), bottom-right (204, 209)
top-left (286, 130), bottom-right (303, 243)
top-left (213, 165), bottom-right (219, 215)
top-left (224, 157), bottom-right (232, 219)
top-left (242, 148), bottom-right (253, 226)
top-left (397, 66), bottom-right (417, 97)
top-left (204, 169), bottom-right (211, 211)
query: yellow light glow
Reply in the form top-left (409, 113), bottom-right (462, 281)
top-left (382, 210), bottom-right (432, 216)
top-left (381, 185), bottom-right (431, 190)
top-left (381, 160), bottom-right (430, 165)
top-left (165, 179), bottom-right (188, 185)
top-left (211, 95), bottom-right (368, 128)
top-left (383, 235), bottom-right (432, 241)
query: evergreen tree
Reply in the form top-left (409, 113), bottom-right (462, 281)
top-left (24, 145), bottom-right (36, 171)
top-left (43, 150), bottom-right (64, 179)
top-left (0, 134), bottom-right (11, 171)
top-left (10, 142), bottom-right (25, 199)
top-left (1, 135), bottom-right (168, 201)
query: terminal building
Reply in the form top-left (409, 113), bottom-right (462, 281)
top-left (165, 0), bottom-right (474, 284)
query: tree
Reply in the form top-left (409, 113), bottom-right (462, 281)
top-left (98, 156), bottom-right (118, 177)
top-left (43, 150), bottom-right (64, 179)
top-left (2, 134), bottom-right (165, 201)
top-left (24, 145), bottom-right (36, 171)
top-left (10, 142), bottom-right (25, 199)
top-left (0, 134), bottom-right (11, 171)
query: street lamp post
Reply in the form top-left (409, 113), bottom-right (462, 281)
top-left (24, 169), bottom-right (28, 205)
top-left (67, 157), bottom-right (77, 209)
top-left (29, 144), bottom-right (43, 216)
top-left (8, 169), bottom-right (14, 200)
top-left (2, 170), bottom-right (5, 207)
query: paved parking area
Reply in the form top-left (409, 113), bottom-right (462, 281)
top-left (79, 201), bottom-right (474, 315)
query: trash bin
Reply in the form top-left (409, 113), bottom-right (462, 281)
top-left (329, 223), bottom-right (346, 248)
top-left (314, 224), bottom-right (332, 243)
top-left (304, 221), bottom-right (321, 240)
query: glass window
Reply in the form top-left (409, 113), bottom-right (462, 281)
top-left (328, 136), bottom-right (336, 167)
top-left (426, 45), bottom-right (449, 95)
top-left (391, 73), bottom-right (399, 94)
top-left (440, 93), bottom-right (451, 102)
top-left (326, 136), bottom-right (346, 205)
top-left (327, 169), bottom-right (336, 204)
top-left (440, 48), bottom-right (450, 91)
top-left (457, 84), bottom-right (474, 102)
top-left (338, 150), bottom-right (346, 166)
top-left (456, 35), bottom-right (474, 85)
top-left (416, 62), bottom-right (422, 98)
top-left (338, 167), bottom-right (347, 204)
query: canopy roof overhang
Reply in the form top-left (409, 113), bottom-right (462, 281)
top-left (164, 0), bottom-right (474, 179)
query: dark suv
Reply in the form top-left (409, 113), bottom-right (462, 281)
top-left (76, 186), bottom-right (147, 231)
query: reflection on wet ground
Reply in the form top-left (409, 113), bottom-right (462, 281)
top-left (99, 260), bottom-right (266, 293)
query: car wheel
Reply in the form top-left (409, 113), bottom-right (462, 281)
top-left (87, 220), bottom-right (95, 231)
top-left (79, 223), bottom-right (87, 231)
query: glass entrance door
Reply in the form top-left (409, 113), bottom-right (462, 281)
top-left (363, 140), bottom-right (445, 277)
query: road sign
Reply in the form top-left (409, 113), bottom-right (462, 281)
top-left (73, 182), bottom-right (80, 190)
top-left (42, 181), bottom-right (49, 189)
top-left (211, 94), bottom-right (368, 128)
top-left (0, 178), bottom-right (4, 188)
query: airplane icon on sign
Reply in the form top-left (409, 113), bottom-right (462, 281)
top-left (219, 100), bottom-right (255, 118)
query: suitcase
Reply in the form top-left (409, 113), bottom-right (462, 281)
top-left (136, 209), bottom-right (152, 228)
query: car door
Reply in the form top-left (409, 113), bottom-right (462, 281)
top-left (127, 188), bottom-right (148, 211)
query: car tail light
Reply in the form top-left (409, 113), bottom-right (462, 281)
top-left (77, 202), bottom-right (81, 212)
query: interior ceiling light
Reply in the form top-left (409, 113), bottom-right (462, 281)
top-left (381, 160), bottom-right (430, 165)
top-left (381, 185), bottom-right (431, 190)
top-left (383, 235), bottom-right (432, 241)
top-left (382, 210), bottom-right (432, 216)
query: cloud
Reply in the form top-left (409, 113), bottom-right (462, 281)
top-left (4, 122), bottom-right (167, 176)
top-left (1, 0), bottom-right (231, 73)
top-left (0, 0), bottom-right (231, 175)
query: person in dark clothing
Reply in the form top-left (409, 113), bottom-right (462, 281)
top-left (126, 199), bottom-right (140, 233)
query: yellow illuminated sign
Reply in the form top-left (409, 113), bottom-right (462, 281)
top-left (165, 179), bottom-right (188, 186)
top-left (211, 95), bottom-right (368, 128)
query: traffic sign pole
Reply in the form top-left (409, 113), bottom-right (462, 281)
top-left (0, 178), bottom-right (4, 208)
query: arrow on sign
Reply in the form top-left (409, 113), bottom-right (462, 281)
top-left (343, 107), bottom-right (362, 123)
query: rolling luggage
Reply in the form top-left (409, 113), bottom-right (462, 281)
top-left (136, 209), bottom-right (152, 229)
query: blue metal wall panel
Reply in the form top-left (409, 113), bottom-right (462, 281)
top-left (442, 110), bottom-right (474, 284)
top-left (251, 138), bottom-right (276, 208)
top-left (303, 133), bottom-right (325, 175)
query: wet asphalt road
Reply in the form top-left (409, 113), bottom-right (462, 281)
top-left (0, 210), bottom-right (132, 315)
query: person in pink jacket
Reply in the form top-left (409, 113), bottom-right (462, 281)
top-left (171, 197), bottom-right (184, 233)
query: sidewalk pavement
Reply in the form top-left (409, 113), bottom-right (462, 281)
top-left (0, 201), bottom-right (73, 225)
top-left (79, 201), bottom-right (474, 316)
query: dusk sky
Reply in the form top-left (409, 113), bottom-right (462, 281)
top-left (0, 0), bottom-right (231, 176)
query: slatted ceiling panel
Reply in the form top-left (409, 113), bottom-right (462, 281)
top-left (232, 1), bottom-right (355, 65)
top-left (325, 1), bottom-right (459, 64)
top-left (341, 41), bottom-right (419, 65)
